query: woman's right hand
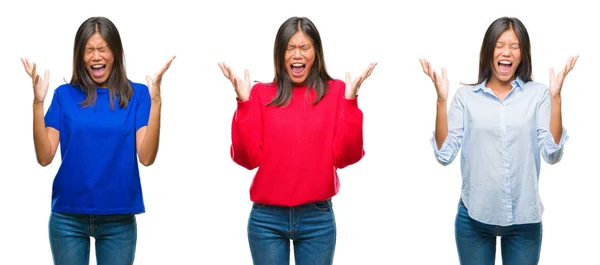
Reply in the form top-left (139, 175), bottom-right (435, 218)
top-left (218, 62), bottom-right (251, 102)
top-left (419, 58), bottom-right (448, 101)
top-left (21, 58), bottom-right (50, 104)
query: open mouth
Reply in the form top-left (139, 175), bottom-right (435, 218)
top-left (290, 63), bottom-right (305, 76)
top-left (91, 64), bottom-right (106, 78)
top-left (498, 60), bottom-right (512, 73)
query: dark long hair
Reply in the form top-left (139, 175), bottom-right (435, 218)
top-left (468, 17), bottom-right (532, 85)
top-left (269, 16), bottom-right (332, 107)
top-left (71, 16), bottom-right (132, 109)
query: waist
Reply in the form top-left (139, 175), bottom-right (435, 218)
top-left (253, 198), bottom-right (332, 209)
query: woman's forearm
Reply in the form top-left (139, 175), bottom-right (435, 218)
top-left (138, 99), bottom-right (161, 166)
top-left (435, 99), bottom-right (448, 149)
top-left (550, 95), bottom-right (562, 144)
top-left (33, 101), bottom-right (54, 166)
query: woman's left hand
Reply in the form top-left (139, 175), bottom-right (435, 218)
top-left (345, 62), bottom-right (377, 99)
top-left (147, 56), bottom-right (176, 101)
top-left (549, 55), bottom-right (578, 97)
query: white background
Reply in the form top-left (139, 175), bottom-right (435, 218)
top-left (1, 0), bottom-right (598, 264)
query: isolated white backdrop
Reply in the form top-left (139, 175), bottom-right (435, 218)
top-left (0, 0), bottom-right (597, 264)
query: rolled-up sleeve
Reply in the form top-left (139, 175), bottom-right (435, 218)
top-left (536, 87), bottom-right (568, 165)
top-left (431, 90), bottom-right (465, 166)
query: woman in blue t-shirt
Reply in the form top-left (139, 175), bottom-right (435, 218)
top-left (20, 16), bottom-right (175, 265)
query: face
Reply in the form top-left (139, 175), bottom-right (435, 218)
top-left (84, 32), bottom-right (114, 87)
top-left (491, 29), bottom-right (521, 83)
top-left (285, 31), bottom-right (315, 85)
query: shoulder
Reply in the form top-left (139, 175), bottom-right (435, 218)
top-left (456, 85), bottom-right (473, 93)
top-left (250, 81), bottom-right (277, 96)
top-left (444, 85), bottom-right (477, 108)
top-left (523, 80), bottom-right (548, 93)
top-left (129, 81), bottom-right (150, 98)
top-left (50, 83), bottom-right (79, 101)
top-left (326, 79), bottom-right (345, 95)
top-left (251, 81), bottom-right (276, 90)
top-left (453, 85), bottom-right (474, 99)
top-left (328, 79), bottom-right (345, 89)
top-left (521, 80), bottom-right (550, 102)
top-left (53, 83), bottom-right (77, 94)
top-left (129, 81), bottom-right (149, 92)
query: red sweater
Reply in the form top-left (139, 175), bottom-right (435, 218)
top-left (230, 79), bottom-right (364, 207)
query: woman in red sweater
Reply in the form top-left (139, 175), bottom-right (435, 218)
top-left (218, 16), bottom-right (376, 265)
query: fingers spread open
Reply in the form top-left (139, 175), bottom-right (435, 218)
top-left (146, 75), bottom-right (153, 89)
top-left (345, 72), bottom-right (351, 86)
top-left (356, 75), bottom-right (365, 90)
top-left (419, 58), bottom-right (429, 75)
top-left (32, 63), bottom-right (37, 80)
top-left (422, 59), bottom-right (430, 76)
top-left (571, 55), bottom-right (579, 69)
top-left (218, 62), bottom-right (229, 77)
top-left (162, 56), bottom-right (175, 74)
top-left (21, 58), bottom-right (32, 75)
top-left (428, 63), bottom-right (436, 82)
top-left (441, 68), bottom-right (447, 81)
top-left (364, 63), bottom-right (376, 79)
top-left (155, 56), bottom-right (175, 83)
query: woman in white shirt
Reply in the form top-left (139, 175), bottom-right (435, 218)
top-left (419, 16), bottom-right (577, 265)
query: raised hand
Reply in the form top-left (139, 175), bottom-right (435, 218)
top-left (146, 56), bottom-right (176, 101)
top-left (419, 58), bottom-right (448, 101)
top-left (345, 62), bottom-right (377, 99)
top-left (218, 62), bottom-right (251, 102)
top-left (21, 58), bottom-right (50, 104)
top-left (549, 55), bottom-right (578, 97)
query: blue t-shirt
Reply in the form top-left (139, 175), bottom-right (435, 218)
top-left (44, 81), bottom-right (150, 215)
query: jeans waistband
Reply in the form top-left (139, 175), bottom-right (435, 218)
top-left (253, 198), bottom-right (332, 208)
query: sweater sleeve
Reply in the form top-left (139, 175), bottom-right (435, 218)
top-left (230, 85), bottom-right (263, 170)
top-left (333, 82), bottom-right (365, 168)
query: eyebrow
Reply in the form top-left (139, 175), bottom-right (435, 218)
top-left (86, 45), bottom-right (107, 49)
top-left (288, 43), bottom-right (311, 47)
top-left (497, 40), bottom-right (519, 44)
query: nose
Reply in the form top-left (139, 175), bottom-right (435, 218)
top-left (501, 47), bottom-right (510, 56)
top-left (92, 50), bottom-right (101, 60)
top-left (293, 48), bottom-right (302, 59)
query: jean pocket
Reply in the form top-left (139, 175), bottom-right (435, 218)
top-left (313, 199), bottom-right (332, 212)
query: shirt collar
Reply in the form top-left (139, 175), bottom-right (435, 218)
top-left (472, 76), bottom-right (525, 92)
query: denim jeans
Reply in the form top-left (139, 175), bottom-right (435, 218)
top-left (455, 199), bottom-right (543, 265)
top-left (48, 212), bottom-right (137, 265)
top-left (247, 199), bottom-right (336, 265)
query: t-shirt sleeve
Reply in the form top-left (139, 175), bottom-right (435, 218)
top-left (135, 84), bottom-right (151, 131)
top-left (44, 89), bottom-right (61, 131)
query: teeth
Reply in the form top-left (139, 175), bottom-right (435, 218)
top-left (292, 64), bottom-right (304, 67)
top-left (499, 61), bottom-right (511, 65)
top-left (92, 65), bottom-right (104, 69)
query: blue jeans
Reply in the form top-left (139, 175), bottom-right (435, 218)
top-left (455, 200), bottom-right (542, 265)
top-left (49, 212), bottom-right (137, 265)
top-left (247, 199), bottom-right (336, 265)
